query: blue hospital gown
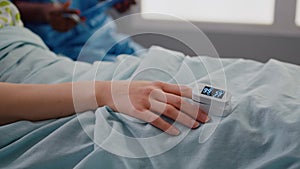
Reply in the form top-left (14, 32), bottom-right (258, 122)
top-left (21, 0), bottom-right (143, 62)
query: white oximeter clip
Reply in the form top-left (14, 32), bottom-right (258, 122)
top-left (192, 83), bottom-right (232, 117)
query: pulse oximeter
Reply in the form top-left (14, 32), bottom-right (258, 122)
top-left (192, 83), bottom-right (232, 117)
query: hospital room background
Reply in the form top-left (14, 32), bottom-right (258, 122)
top-left (2, 0), bottom-right (300, 168)
top-left (114, 0), bottom-right (300, 65)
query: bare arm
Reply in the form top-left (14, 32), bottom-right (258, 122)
top-left (0, 81), bottom-right (209, 135)
top-left (0, 82), bottom-right (99, 125)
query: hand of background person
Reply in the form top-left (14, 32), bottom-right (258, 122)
top-left (47, 1), bottom-right (84, 32)
top-left (97, 81), bottom-right (210, 135)
top-left (114, 0), bottom-right (136, 13)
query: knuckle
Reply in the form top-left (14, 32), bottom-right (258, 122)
top-left (144, 114), bottom-right (158, 123)
top-left (152, 81), bottom-right (164, 87)
top-left (164, 105), bottom-right (175, 115)
top-left (130, 108), bottom-right (149, 121)
top-left (138, 97), bottom-right (147, 105)
top-left (141, 86), bottom-right (154, 96)
top-left (173, 97), bottom-right (182, 107)
top-left (145, 117), bottom-right (154, 123)
top-left (132, 106), bottom-right (143, 113)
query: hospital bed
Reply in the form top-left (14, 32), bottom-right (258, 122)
top-left (0, 26), bottom-right (300, 169)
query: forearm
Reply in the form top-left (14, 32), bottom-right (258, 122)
top-left (13, 1), bottom-right (52, 24)
top-left (0, 82), bottom-right (104, 125)
top-left (0, 81), bottom-right (209, 135)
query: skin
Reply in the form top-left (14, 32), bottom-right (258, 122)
top-left (0, 81), bottom-right (209, 136)
top-left (14, 0), bottom-right (136, 32)
top-left (113, 0), bottom-right (136, 13)
top-left (4, 1), bottom-right (207, 135)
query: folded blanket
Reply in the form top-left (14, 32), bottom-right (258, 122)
top-left (1, 26), bottom-right (300, 169)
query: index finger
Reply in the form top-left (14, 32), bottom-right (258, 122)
top-left (154, 81), bottom-right (192, 98)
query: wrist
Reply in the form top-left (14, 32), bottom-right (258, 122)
top-left (95, 81), bottom-right (114, 109)
top-left (72, 81), bottom-right (98, 113)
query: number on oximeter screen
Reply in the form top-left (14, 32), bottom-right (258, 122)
top-left (201, 86), bottom-right (225, 99)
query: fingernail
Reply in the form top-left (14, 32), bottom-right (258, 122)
top-left (192, 122), bottom-right (200, 129)
top-left (205, 116), bottom-right (210, 123)
top-left (197, 114), bottom-right (210, 123)
top-left (168, 127), bottom-right (180, 136)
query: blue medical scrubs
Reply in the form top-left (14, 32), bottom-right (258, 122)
top-left (22, 0), bottom-right (143, 62)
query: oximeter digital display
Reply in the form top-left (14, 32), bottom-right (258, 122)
top-left (192, 83), bottom-right (232, 117)
top-left (201, 86), bottom-right (225, 99)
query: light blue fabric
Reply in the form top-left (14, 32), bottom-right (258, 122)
top-left (22, 0), bottom-right (143, 62)
top-left (1, 26), bottom-right (300, 168)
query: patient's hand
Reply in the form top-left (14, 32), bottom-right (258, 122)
top-left (0, 81), bottom-right (208, 134)
top-left (97, 81), bottom-right (209, 135)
